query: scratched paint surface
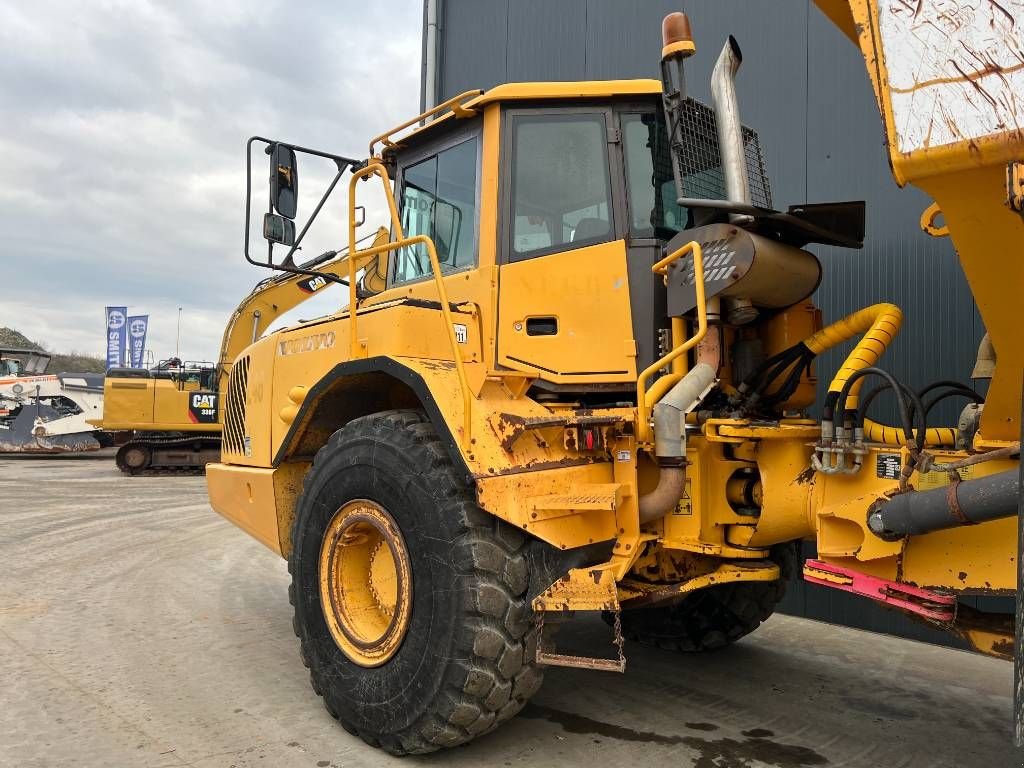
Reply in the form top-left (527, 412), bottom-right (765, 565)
top-left (877, 0), bottom-right (1024, 153)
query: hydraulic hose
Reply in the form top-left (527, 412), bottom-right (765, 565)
top-left (741, 303), bottom-right (961, 450)
top-left (857, 379), bottom-right (974, 448)
top-left (863, 419), bottom-right (957, 448)
top-left (804, 303), bottom-right (903, 408)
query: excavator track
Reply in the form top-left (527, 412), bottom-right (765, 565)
top-left (115, 434), bottom-right (221, 476)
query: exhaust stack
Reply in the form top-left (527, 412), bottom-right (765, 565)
top-left (710, 36), bottom-right (750, 206)
top-left (711, 35), bottom-right (759, 325)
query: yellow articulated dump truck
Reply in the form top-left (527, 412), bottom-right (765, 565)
top-left (94, 245), bottom-right (385, 474)
top-left (207, 3), bottom-right (1022, 754)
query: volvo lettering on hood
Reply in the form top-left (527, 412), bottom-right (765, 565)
top-left (278, 331), bottom-right (336, 356)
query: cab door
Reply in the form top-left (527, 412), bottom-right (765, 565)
top-left (496, 107), bottom-right (636, 385)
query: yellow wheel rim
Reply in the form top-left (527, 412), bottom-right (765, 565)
top-left (318, 500), bottom-right (412, 667)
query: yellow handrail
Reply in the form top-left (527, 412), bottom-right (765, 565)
top-left (346, 161), bottom-right (474, 448)
top-left (636, 241), bottom-right (706, 444)
top-left (369, 89), bottom-right (483, 157)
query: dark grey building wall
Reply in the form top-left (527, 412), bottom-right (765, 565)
top-left (425, 1), bottom-right (997, 646)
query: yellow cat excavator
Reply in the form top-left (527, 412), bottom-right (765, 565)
top-left (94, 239), bottom-right (387, 473)
top-left (205, 1), bottom-right (1022, 754)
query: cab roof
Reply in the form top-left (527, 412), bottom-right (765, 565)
top-left (468, 79), bottom-right (662, 108)
top-left (374, 79), bottom-right (662, 156)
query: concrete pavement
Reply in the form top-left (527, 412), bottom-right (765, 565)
top-left (0, 452), bottom-right (1016, 767)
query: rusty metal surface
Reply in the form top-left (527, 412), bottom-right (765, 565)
top-left (874, 0), bottom-right (1024, 155)
top-left (950, 603), bottom-right (1014, 661)
top-left (620, 560), bottom-right (780, 609)
top-left (492, 409), bottom-right (626, 453)
top-left (533, 566), bottom-right (621, 613)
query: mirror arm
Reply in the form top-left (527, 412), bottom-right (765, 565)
top-left (280, 165), bottom-right (346, 267)
top-left (244, 136), bottom-right (364, 287)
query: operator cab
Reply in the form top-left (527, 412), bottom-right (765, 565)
top-left (377, 79), bottom-right (860, 393)
top-left (152, 359), bottom-right (218, 390)
top-left (0, 357), bottom-right (22, 377)
top-left (0, 349), bottom-right (50, 377)
top-left (377, 82), bottom-right (776, 382)
top-left (248, 76), bottom-right (860, 399)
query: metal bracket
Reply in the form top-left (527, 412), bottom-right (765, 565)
top-left (1007, 162), bottom-right (1024, 216)
top-left (919, 202), bottom-right (949, 237)
top-left (535, 609), bottom-right (626, 673)
top-left (803, 559), bottom-right (955, 622)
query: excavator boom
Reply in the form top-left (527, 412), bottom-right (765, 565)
top-left (98, 234), bottom-right (388, 474)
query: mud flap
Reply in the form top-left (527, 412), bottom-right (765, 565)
top-left (0, 404), bottom-right (100, 453)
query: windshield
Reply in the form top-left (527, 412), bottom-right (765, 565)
top-left (394, 136), bottom-right (478, 285)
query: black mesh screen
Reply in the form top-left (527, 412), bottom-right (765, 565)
top-left (671, 97), bottom-right (772, 209)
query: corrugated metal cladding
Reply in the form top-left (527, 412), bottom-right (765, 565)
top-left (425, 0), bottom-right (999, 648)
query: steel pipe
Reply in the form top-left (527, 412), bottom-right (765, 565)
top-left (868, 468), bottom-right (1020, 540)
top-left (710, 35), bottom-right (749, 206)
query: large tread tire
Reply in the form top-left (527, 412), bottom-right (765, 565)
top-left (619, 543), bottom-right (798, 653)
top-left (288, 410), bottom-right (543, 755)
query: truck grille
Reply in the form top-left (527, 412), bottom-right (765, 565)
top-left (672, 97), bottom-right (772, 209)
top-left (223, 355), bottom-right (249, 456)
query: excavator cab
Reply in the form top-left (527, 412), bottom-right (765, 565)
top-left (0, 348), bottom-right (51, 377)
top-left (0, 357), bottom-right (21, 377)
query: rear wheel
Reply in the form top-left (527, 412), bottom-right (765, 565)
top-left (289, 410), bottom-right (543, 755)
top-left (619, 543), bottom-right (798, 652)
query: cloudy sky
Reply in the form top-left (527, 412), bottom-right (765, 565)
top-left (0, 0), bottom-right (421, 363)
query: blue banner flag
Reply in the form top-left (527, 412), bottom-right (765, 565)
top-left (105, 306), bottom-right (127, 369)
top-left (127, 315), bottom-right (149, 369)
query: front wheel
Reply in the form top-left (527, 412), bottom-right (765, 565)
top-left (288, 410), bottom-right (543, 755)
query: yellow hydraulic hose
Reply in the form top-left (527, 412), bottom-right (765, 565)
top-left (804, 303), bottom-right (903, 405)
top-left (863, 419), bottom-right (957, 448)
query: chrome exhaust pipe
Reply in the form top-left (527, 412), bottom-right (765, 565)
top-left (710, 35), bottom-right (749, 206)
top-left (711, 35), bottom-right (758, 325)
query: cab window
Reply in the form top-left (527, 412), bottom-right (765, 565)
top-left (393, 136), bottom-right (479, 286)
top-left (508, 113), bottom-right (614, 260)
top-left (621, 112), bottom-right (689, 238)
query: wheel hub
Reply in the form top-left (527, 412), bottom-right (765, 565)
top-left (319, 500), bottom-right (412, 667)
top-left (123, 447), bottom-right (148, 468)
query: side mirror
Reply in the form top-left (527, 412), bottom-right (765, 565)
top-left (269, 144), bottom-right (298, 219)
top-left (245, 136), bottom-right (361, 272)
top-left (263, 213), bottom-right (296, 246)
